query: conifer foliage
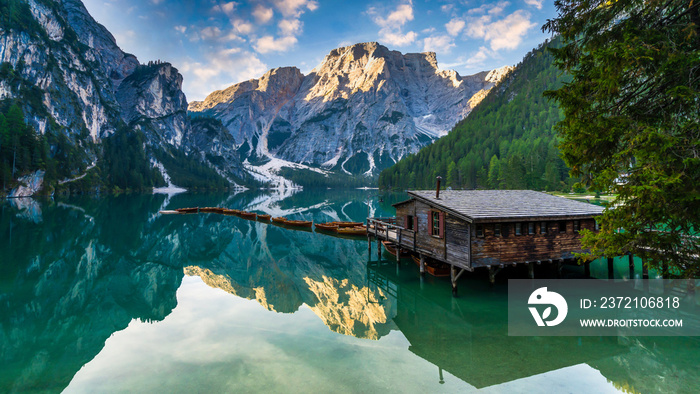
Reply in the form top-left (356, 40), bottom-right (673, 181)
top-left (0, 103), bottom-right (50, 188)
top-left (544, 0), bottom-right (700, 276)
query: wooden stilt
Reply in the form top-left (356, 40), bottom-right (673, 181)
top-left (451, 265), bottom-right (458, 296)
top-left (607, 257), bottom-right (614, 280)
top-left (397, 229), bottom-right (402, 266)
top-left (556, 260), bottom-right (563, 279)
top-left (420, 254), bottom-right (426, 277)
top-left (488, 266), bottom-right (501, 286)
top-left (528, 262), bottom-right (535, 279)
top-left (628, 253), bottom-right (635, 279)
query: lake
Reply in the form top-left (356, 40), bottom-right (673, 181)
top-left (1, 189), bottom-right (698, 393)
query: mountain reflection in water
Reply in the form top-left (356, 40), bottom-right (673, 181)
top-left (1, 190), bottom-right (698, 393)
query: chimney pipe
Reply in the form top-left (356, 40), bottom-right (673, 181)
top-left (435, 176), bottom-right (442, 199)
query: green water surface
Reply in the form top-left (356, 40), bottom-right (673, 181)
top-left (0, 190), bottom-right (697, 393)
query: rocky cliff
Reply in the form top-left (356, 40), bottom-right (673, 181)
top-left (190, 42), bottom-right (512, 179)
top-left (0, 0), bottom-right (247, 190)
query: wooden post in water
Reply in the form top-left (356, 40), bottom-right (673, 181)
top-left (451, 265), bottom-right (458, 296)
top-left (607, 257), bottom-right (614, 280)
top-left (396, 228), bottom-right (402, 266)
top-left (528, 262), bottom-right (535, 279)
top-left (420, 254), bottom-right (426, 277)
top-left (628, 253), bottom-right (635, 279)
top-left (556, 260), bottom-right (563, 279)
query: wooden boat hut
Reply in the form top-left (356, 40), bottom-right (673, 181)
top-left (367, 189), bottom-right (604, 293)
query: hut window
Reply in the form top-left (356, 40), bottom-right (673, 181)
top-left (559, 221), bottom-right (567, 233)
top-left (494, 223), bottom-right (502, 237)
top-left (528, 222), bottom-right (535, 235)
top-left (405, 215), bottom-right (414, 230)
top-left (430, 211), bottom-right (444, 238)
top-left (573, 220), bottom-right (580, 232)
top-left (476, 224), bottom-right (484, 237)
top-left (540, 222), bottom-right (547, 234)
top-left (515, 223), bottom-right (522, 236)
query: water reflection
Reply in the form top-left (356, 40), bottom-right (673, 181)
top-left (1, 191), bottom-right (698, 393)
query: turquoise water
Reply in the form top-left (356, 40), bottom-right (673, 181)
top-left (1, 190), bottom-right (697, 393)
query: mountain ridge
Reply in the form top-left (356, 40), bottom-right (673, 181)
top-left (189, 41), bottom-right (512, 183)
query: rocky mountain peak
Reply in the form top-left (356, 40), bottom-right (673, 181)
top-left (257, 66), bottom-right (304, 94)
top-left (116, 62), bottom-right (189, 146)
top-left (58, 0), bottom-right (138, 85)
top-left (485, 65), bottom-right (514, 83)
top-left (189, 41), bottom-right (511, 183)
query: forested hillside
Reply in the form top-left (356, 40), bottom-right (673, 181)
top-left (378, 38), bottom-right (576, 191)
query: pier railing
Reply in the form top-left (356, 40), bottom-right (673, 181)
top-left (367, 217), bottom-right (415, 251)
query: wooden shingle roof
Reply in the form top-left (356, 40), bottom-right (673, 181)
top-left (407, 190), bottom-right (604, 223)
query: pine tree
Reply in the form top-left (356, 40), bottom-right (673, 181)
top-left (544, 0), bottom-right (700, 277)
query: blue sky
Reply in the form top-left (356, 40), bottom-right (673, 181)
top-left (82, 0), bottom-right (557, 101)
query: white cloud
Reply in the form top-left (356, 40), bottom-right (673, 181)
top-left (374, 3), bottom-right (414, 28)
top-left (370, 1), bottom-right (417, 47)
top-left (445, 18), bottom-right (465, 36)
top-left (468, 1), bottom-right (510, 16)
top-left (379, 29), bottom-right (417, 46)
top-left (278, 19), bottom-right (302, 36)
top-left (466, 10), bottom-right (535, 50)
top-left (222, 1), bottom-right (237, 14)
top-left (180, 49), bottom-right (268, 100)
top-left (174, 25), bottom-right (187, 34)
top-left (150, 0), bottom-right (165, 4)
top-left (200, 26), bottom-right (223, 40)
top-left (423, 35), bottom-right (455, 53)
top-left (253, 5), bottom-right (274, 24)
top-left (212, 1), bottom-right (237, 15)
top-left (254, 35), bottom-right (298, 53)
top-left (440, 4), bottom-right (454, 14)
top-left (524, 0), bottom-right (543, 10)
top-left (273, 0), bottom-right (318, 18)
top-left (234, 19), bottom-right (254, 35)
top-left (465, 46), bottom-right (494, 66)
top-left (222, 29), bottom-right (244, 42)
top-left (248, 0), bottom-right (315, 55)
top-left (441, 46), bottom-right (498, 70)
